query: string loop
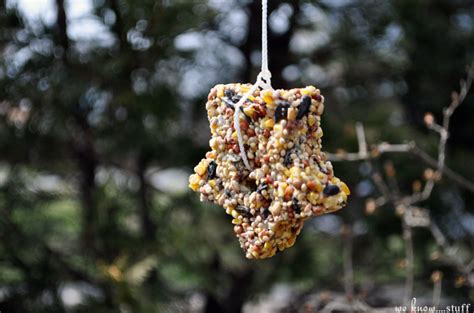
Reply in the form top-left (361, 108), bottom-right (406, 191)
top-left (234, 0), bottom-right (272, 171)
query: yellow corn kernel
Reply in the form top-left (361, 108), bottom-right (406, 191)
top-left (208, 180), bottom-right (216, 188)
top-left (188, 183), bottom-right (199, 192)
top-left (188, 174), bottom-right (200, 191)
top-left (307, 192), bottom-right (319, 205)
top-left (194, 159), bottom-right (208, 176)
top-left (340, 182), bottom-right (350, 195)
top-left (240, 85), bottom-right (250, 93)
top-left (283, 169), bottom-right (291, 178)
top-left (263, 241), bottom-right (272, 251)
top-left (232, 218), bottom-right (241, 225)
top-left (308, 179), bottom-right (323, 193)
top-left (243, 107), bottom-right (255, 117)
top-left (315, 180), bottom-right (323, 192)
top-left (231, 131), bottom-right (238, 140)
top-left (308, 115), bottom-right (317, 126)
top-left (217, 87), bottom-right (224, 98)
top-left (263, 118), bottom-right (275, 129)
top-left (301, 89), bottom-right (311, 95)
top-left (315, 128), bottom-right (323, 139)
top-left (273, 123), bottom-right (283, 134)
top-left (290, 166), bottom-right (301, 178)
top-left (262, 89), bottom-right (272, 97)
top-left (205, 151), bottom-right (216, 159)
top-left (231, 209), bottom-right (239, 218)
top-left (323, 196), bottom-right (339, 208)
top-left (263, 94), bottom-right (273, 105)
top-left (248, 95), bottom-right (255, 102)
top-left (251, 251), bottom-right (259, 258)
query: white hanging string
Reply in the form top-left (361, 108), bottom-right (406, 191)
top-left (233, 0), bottom-right (272, 170)
top-left (260, 0), bottom-right (271, 87)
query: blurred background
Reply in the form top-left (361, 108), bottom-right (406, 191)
top-left (0, 0), bottom-right (473, 312)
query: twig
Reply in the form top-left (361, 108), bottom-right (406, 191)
top-left (356, 121), bottom-right (368, 159)
top-left (406, 65), bottom-right (473, 204)
top-left (371, 172), bottom-right (393, 203)
top-left (409, 145), bottom-right (474, 192)
top-left (342, 225), bottom-right (354, 302)
top-left (328, 141), bottom-right (474, 192)
top-left (430, 221), bottom-right (474, 277)
top-left (402, 216), bottom-right (414, 305)
top-left (327, 66), bottom-right (474, 304)
top-left (328, 65), bottom-right (474, 195)
top-left (431, 271), bottom-right (442, 308)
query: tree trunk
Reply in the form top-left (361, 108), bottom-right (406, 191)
top-left (75, 135), bottom-right (99, 255)
top-left (137, 151), bottom-right (156, 240)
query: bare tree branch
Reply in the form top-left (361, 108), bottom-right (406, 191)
top-left (324, 66), bottom-right (474, 304)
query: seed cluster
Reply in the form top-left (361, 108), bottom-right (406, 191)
top-left (189, 84), bottom-right (350, 259)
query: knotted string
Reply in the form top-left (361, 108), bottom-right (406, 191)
top-left (234, 0), bottom-right (272, 170)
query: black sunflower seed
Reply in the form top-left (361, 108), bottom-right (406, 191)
top-left (235, 205), bottom-right (252, 218)
top-left (291, 198), bottom-right (301, 214)
top-left (207, 161), bottom-right (217, 180)
top-left (315, 158), bottom-right (328, 174)
top-left (225, 89), bottom-right (235, 99)
top-left (296, 95), bottom-right (311, 120)
top-left (232, 95), bottom-right (242, 103)
top-left (256, 184), bottom-right (268, 193)
top-left (323, 184), bottom-right (340, 196)
top-left (262, 207), bottom-right (270, 219)
top-left (283, 149), bottom-right (293, 167)
top-left (274, 101), bottom-right (289, 122)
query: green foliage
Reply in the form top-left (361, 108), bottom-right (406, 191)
top-left (0, 0), bottom-right (472, 312)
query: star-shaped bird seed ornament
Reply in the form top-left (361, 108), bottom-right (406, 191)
top-left (189, 84), bottom-right (350, 259)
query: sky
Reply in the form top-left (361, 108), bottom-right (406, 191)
top-left (7, 0), bottom-right (113, 43)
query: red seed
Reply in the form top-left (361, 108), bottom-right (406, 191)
top-left (293, 179), bottom-right (302, 190)
top-left (263, 129), bottom-right (271, 138)
top-left (254, 157), bottom-right (261, 167)
top-left (257, 105), bottom-right (266, 118)
top-left (283, 186), bottom-right (294, 201)
top-left (234, 225), bottom-right (243, 234)
top-left (312, 206), bottom-right (323, 215)
top-left (240, 120), bottom-right (249, 131)
top-left (247, 128), bottom-right (256, 137)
